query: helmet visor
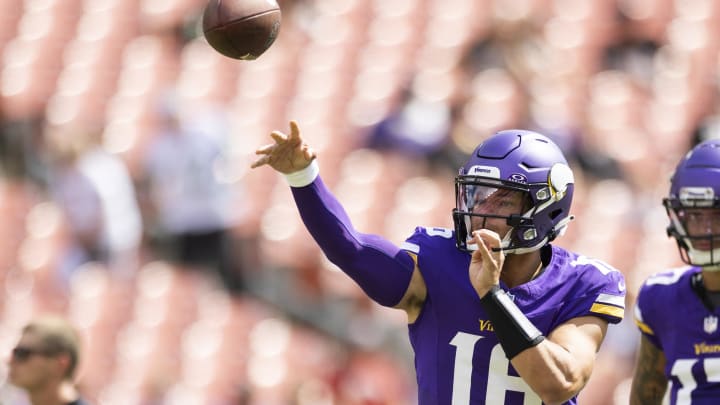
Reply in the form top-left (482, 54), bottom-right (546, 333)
top-left (455, 177), bottom-right (532, 234)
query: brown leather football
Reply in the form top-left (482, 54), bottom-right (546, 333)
top-left (202, 0), bottom-right (281, 60)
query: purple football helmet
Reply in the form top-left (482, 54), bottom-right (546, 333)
top-left (453, 129), bottom-right (575, 253)
top-left (665, 139), bottom-right (720, 268)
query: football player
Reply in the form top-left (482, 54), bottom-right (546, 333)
top-left (631, 139), bottom-right (720, 404)
top-left (253, 121), bottom-right (626, 404)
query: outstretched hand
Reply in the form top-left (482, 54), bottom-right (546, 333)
top-left (469, 229), bottom-right (505, 298)
top-left (251, 120), bottom-right (317, 174)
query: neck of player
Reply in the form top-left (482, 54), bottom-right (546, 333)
top-left (502, 250), bottom-right (545, 288)
top-left (703, 269), bottom-right (720, 292)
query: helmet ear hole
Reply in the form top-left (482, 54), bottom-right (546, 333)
top-left (549, 209), bottom-right (562, 220)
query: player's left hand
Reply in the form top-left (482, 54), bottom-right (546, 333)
top-left (469, 229), bottom-right (504, 298)
top-left (251, 120), bottom-right (316, 173)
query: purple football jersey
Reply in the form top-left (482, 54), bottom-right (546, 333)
top-left (401, 226), bottom-right (626, 405)
top-left (635, 267), bottom-right (720, 405)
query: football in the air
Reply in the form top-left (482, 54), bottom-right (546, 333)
top-left (202, 0), bottom-right (281, 60)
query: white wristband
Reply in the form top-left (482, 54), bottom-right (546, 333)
top-left (284, 160), bottom-right (319, 187)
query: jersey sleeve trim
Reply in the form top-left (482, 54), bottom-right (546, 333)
top-left (589, 293), bottom-right (625, 320)
top-left (596, 293), bottom-right (625, 307)
top-left (285, 160), bottom-right (320, 187)
top-left (590, 303), bottom-right (625, 319)
top-left (406, 251), bottom-right (419, 267)
top-left (635, 319), bottom-right (655, 335)
top-left (633, 304), bottom-right (656, 336)
top-left (401, 241), bottom-right (420, 254)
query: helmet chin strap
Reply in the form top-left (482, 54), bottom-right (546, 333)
top-left (493, 229), bottom-right (546, 254)
top-left (501, 238), bottom-right (547, 255)
top-left (497, 230), bottom-right (518, 252)
top-left (499, 215), bottom-right (574, 254)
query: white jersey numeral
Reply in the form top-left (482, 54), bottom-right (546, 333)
top-left (672, 357), bottom-right (720, 404)
top-left (450, 332), bottom-right (482, 405)
top-left (450, 331), bottom-right (541, 404)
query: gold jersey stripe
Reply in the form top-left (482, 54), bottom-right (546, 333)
top-left (590, 303), bottom-right (625, 319)
top-left (407, 252), bottom-right (419, 267)
top-left (634, 319), bottom-right (655, 336)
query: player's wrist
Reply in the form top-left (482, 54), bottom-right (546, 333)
top-left (284, 159), bottom-right (319, 187)
top-left (478, 284), bottom-right (499, 299)
top-left (480, 285), bottom-right (545, 359)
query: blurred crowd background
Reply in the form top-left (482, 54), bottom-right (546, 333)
top-left (0, 0), bottom-right (718, 403)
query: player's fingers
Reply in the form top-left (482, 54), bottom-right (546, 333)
top-left (270, 130), bottom-right (288, 143)
top-left (474, 230), bottom-right (502, 262)
top-left (476, 229), bottom-right (501, 250)
top-left (250, 154), bottom-right (269, 169)
top-left (289, 120), bottom-right (301, 142)
top-left (472, 231), bottom-right (492, 262)
top-left (302, 144), bottom-right (316, 161)
top-left (255, 143), bottom-right (275, 154)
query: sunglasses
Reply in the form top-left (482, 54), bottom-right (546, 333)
top-left (11, 347), bottom-right (52, 362)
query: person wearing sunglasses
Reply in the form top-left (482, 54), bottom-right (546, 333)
top-left (7, 315), bottom-right (90, 405)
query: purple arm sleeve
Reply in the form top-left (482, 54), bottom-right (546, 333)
top-left (290, 176), bottom-right (416, 307)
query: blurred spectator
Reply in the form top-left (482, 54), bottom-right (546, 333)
top-left (363, 78), bottom-right (454, 162)
top-left (44, 128), bottom-right (142, 281)
top-left (6, 315), bottom-right (91, 405)
top-left (601, 39), bottom-right (658, 88)
top-left (139, 93), bottom-right (245, 293)
top-left (574, 138), bottom-right (625, 181)
top-left (0, 115), bottom-right (45, 182)
top-left (691, 108), bottom-right (720, 145)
